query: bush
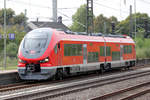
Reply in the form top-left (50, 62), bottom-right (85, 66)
top-left (135, 38), bottom-right (150, 58)
top-left (6, 42), bottom-right (18, 57)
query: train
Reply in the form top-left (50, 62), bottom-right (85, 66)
top-left (18, 28), bottom-right (136, 80)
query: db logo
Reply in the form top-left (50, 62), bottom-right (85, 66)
top-left (30, 50), bottom-right (36, 54)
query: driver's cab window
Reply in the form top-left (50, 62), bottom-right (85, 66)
top-left (54, 43), bottom-right (60, 54)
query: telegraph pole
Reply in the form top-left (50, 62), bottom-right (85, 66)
top-left (129, 5), bottom-right (133, 38)
top-left (52, 0), bottom-right (57, 22)
top-left (134, 0), bottom-right (136, 39)
top-left (86, 0), bottom-right (94, 35)
top-left (4, 0), bottom-right (7, 70)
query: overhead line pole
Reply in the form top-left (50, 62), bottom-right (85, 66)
top-left (52, 0), bottom-right (57, 22)
top-left (129, 5), bottom-right (133, 38)
top-left (86, 0), bottom-right (94, 35)
top-left (4, 0), bottom-right (7, 70)
top-left (134, 0), bottom-right (136, 39)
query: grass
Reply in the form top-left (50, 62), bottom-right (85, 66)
top-left (135, 38), bottom-right (150, 59)
top-left (0, 57), bottom-right (18, 70)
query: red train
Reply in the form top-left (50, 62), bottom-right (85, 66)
top-left (18, 28), bottom-right (136, 80)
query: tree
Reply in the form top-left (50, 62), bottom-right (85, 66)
top-left (116, 12), bottom-right (150, 36)
top-left (94, 14), bottom-right (118, 33)
top-left (0, 8), bottom-right (27, 25)
top-left (0, 8), bottom-right (27, 53)
top-left (94, 14), bottom-right (107, 33)
top-left (14, 13), bottom-right (27, 25)
top-left (0, 8), bottom-right (15, 25)
top-left (70, 5), bottom-right (87, 32)
top-left (0, 24), bottom-right (26, 53)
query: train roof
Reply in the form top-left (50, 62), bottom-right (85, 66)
top-left (28, 28), bottom-right (135, 44)
top-left (54, 31), bottom-right (135, 44)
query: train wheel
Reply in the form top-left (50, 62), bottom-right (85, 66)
top-left (55, 69), bottom-right (63, 80)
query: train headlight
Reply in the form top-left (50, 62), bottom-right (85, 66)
top-left (19, 59), bottom-right (26, 63)
top-left (39, 57), bottom-right (49, 63)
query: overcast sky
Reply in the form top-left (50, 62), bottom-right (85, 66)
top-left (0, 0), bottom-right (150, 26)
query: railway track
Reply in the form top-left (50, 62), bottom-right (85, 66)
top-left (0, 65), bottom-right (135, 93)
top-left (1, 67), bottom-right (150, 100)
top-left (90, 81), bottom-right (150, 100)
top-left (0, 58), bottom-right (149, 92)
top-left (0, 59), bottom-right (149, 99)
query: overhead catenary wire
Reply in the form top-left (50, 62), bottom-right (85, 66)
top-left (93, 1), bottom-right (129, 14)
top-left (57, 10), bottom-right (86, 28)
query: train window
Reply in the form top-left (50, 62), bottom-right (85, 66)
top-left (100, 46), bottom-right (105, 56)
top-left (54, 44), bottom-right (57, 54)
top-left (88, 52), bottom-right (99, 63)
top-left (129, 45), bottom-right (132, 53)
top-left (123, 46), bottom-right (126, 54)
top-left (106, 46), bottom-right (111, 56)
top-left (64, 44), bottom-right (82, 56)
top-left (112, 51), bottom-right (120, 61)
top-left (123, 45), bottom-right (132, 54)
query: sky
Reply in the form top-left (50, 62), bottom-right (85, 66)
top-left (0, 0), bottom-right (150, 26)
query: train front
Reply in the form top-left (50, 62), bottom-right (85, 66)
top-left (18, 28), bottom-right (56, 80)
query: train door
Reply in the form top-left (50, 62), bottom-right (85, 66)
top-left (58, 43), bottom-right (61, 66)
top-left (83, 44), bottom-right (87, 64)
top-left (120, 45), bottom-right (124, 66)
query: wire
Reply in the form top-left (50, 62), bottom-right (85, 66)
top-left (8, 0), bottom-right (50, 9)
top-left (138, 0), bottom-right (150, 5)
top-left (93, 1), bottom-right (129, 14)
top-left (7, 0), bottom-right (79, 10)
top-left (58, 7), bottom-right (78, 10)
top-left (57, 10), bottom-right (86, 28)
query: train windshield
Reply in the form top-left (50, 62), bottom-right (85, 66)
top-left (23, 29), bottom-right (49, 50)
top-left (24, 38), bottom-right (47, 50)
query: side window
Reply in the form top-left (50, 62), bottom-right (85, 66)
top-left (123, 45), bottom-right (132, 54)
top-left (123, 46), bottom-right (126, 54)
top-left (54, 44), bottom-right (57, 54)
top-left (100, 46), bottom-right (105, 56)
top-left (112, 51), bottom-right (120, 61)
top-left (88, 52), bottom-right (99, 63)
top-left (106, 46), bottom-right (111, 56)
top-left (64, 44), bottom-right (82, 56)
top-left (129, 45), bottom-right (132, 53)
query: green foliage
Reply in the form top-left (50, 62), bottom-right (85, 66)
top-left (14, 13), bottom-right (27, 25)
top-left (0, 57), bottom-right (17, 70)
top-left (70, 5), bottom-right (87, 32)
top-left (94, 15), bottom-right (118, 33)
top-left (0, 8), bottom-right (26, 69)
top-left (0, 8), bottom-right (15, 25)
top-left (0, 8), bottom-right (26, 54)
top-left (116, 12), bottom-right (150, 35)
top-left (135, 38), bottom-right (150, 58)
top-left (70, 5), bottom-right (119, 33)
top-left (0, 8), bottom-right (27, 25)
top-left (6, 42), bottom-right (18, 57)
top-left (0, 25), bottom-right (26, 53)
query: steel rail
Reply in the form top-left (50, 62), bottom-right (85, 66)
top-left (120, 88), bottom-right (150, 100)
top-left (2, 69), bottom-right (150, 100)
top-left (90, 81), bottom-right (150, 100)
